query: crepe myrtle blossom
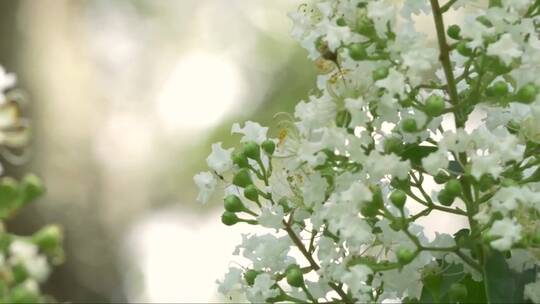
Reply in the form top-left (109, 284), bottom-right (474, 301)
top-left (0, 65), bottom-right (64, 303)
top-left (195, 1), bottom-right (540, 303)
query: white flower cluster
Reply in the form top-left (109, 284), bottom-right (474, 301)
top-left (0, 65), bottom-right (63, 303)
top-left (195, 1), bottom-right (540, 303)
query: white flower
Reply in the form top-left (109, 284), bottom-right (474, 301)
top-left (524, 276), bottom-right (540, 304)
top-left (0, 66), bottom-right (16, 102)
top-left (488, 218), bottom-right (522, 251)
top-left (206, 142), bottom-right (233, 175)
top-left (193, 171), bottom-right (216, 204)
top-left (302, 172), bottom-right (328, 207)
top-left (216, 267), bottom-right (243, 295)
top-left (487, 34), bottom-right (522, 66)
top-left (231, 121), bottom-right (268, 144)
top-left (246, 273), bottom-right (280, 303)
top-left (319, 19), bottom-right (351, 52)
top-left (422, 150), bottom-right (449, 175)
top-left (341, 265), bottom-right (373, 300)
top-left (470, 153), bottom-right (503, 180)
top-left (375, 68), bottom-right (406, 98)
top-left (257, 205), bottom-right (285, 230)
top-left (9, 240), bottom-right (50, 282)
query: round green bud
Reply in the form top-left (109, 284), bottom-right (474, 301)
top-left (286, 265), bottom-right (304, 287)
top-left (232, 150), bottom-right (249, 168)
top-left (233, 169), bottom-right (252, 188)
top-left (12, 263), bottom-right (28, 284)
top-left (244, 269), bottom-right (259, 286)
top-left (396, 247), bottom-right (416, 265)
top-left (383, 137), bottom-right (404, 155)
top-left (445, 179), bottom-right (462, 197)
top-left (390, 190), bottom-right (407, 209)
top-left (515, 84), bottom-right (537, 103)
top-left (399, 97), bottom-right (414, 108)
top-left (356, 20), bottom-right (375, 37)
top-left (449, 283), bottom-right (468, 301)
top-left (224, 195), bottom-right (245, 213)
top-left (424, 95), bottom-right (446, 117)
top-left (447, 24), bottom-right (461, 40)
top-left (437, 189), bottom-right (455, 206)
top-left (349, 43), bottom-right (367, 61)
top-left (372, 67), bottom-right (389, 81)
top-left (221, 211), bottom-right (240, 226)
top-left (336, 17), bottom-right (346, 26)
top-left (390, 219), bottom-right (407, 231)
top-left (391, 176), bottom-right (410, 190)
top-left (335, 109), bottom-right (352, 128)
top-left (402, 118), bottom-right (418, 133)
top-left (20, 174), bottom-right (45, 204)
top-left (456, 41), bottom-right (473, 57)
top-left (486, 81), bottom-right (509, 97)
top-left (360, 202), bottom-right (379, 218)
top-left (244, 184), bottom-right (259, 202)
top-left (434, 171), bottom-right (450, 184)
top-left (261, 140), bottom-right (276, 155)
top-left (243, 141), bottom-right (260, 160)
top-left (32, 225), bottom-right (63, 252)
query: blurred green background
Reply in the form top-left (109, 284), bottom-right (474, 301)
top-left (0, 0), bottom-right (315, 302)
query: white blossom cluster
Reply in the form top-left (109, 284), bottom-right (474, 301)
top-left (0, 65), bottom-right (63, 303)
top-left (195, 1), bottom-right (540, 303)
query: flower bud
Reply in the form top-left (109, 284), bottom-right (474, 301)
top-left (261, 140), bottom-right (275, 155)
top-left (20, 174), bottom-right (45, 205)
top-left (336, 17), bottom-right (347, 26)
top-left (447, 24), bottom-right (461, 40)
top-left (396, 247), bottom-right (415, 265)
top-left (243, 184), bottom-right (259, 202)
top-left (244, 269), bottom-right (259, 286)
top-left (445, 179), bottom-right (462, 197)
top-left (372, 67), bottom-right (389, 81)
top-left (232, 150), bottom-right (249, 168)
top-left (349, 43), bottom-right (367, 61)
top-left (286, 265), bottom-right (304, 287)
top-left (389, 190), bottom-right (407, 209)
top-left (383, 137), bottom-right (403, 155)
top-left (243, 141), bottom-right (260, 160)
top-left (233, 169), bottom-right (252, 188)
top-left (434, 171), bottom-right (450, 184)
top-left (486, 81), bottom-right (508, 97)
top-left (437, 189), bottom-right (455, 206)
top-left (402, 118), bottom-right (418, 133)
top-left (224, 195), bottom-right (245, 213)
top-left (449, 283), bottom-right (468, 302)
top-left (424, 95), bottom-right (445, 117)
top-left (32, 225), bottom-right (63, 252)
top-left (515, 84), bottom-right (537, 104)
top-left (456, 41), bottom-right (473, 57)
top-left (221, 211), bottom-right (240, 226)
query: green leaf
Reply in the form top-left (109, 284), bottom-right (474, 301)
top-left (483, 250), bottom-right (536, 303)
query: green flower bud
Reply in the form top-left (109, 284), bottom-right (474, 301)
top-left (244, 184), bottom-right (259, 202)
top-left (12, 263), bottom-right (28, 284)
top-left (447, 24), bottom-right (461, 40)
top-left (424, 95), bottom-right (445, 117)
top-left (286, 265), bottom-right (304, 287)
top-left (456, 41), bottom-right (473, 57)
top-left (356, 20), bottom-right (376, 37)
top-left (243, 141), bottom-right (260, 160)
top-left (486, 81), bottom-right (509, 97)
top-left (336, 17), bottom-right (347, 26)
top-left (445, 179), bottom-right (462, 197)
top-left (449, 283), bottom-right (468, 302)
top-left (233, 169), bottom-right (252, 188)
top-left (391, 176), bottom-right (410, 191)
top-left (224, 195), bottom-right (245, 213)
top-left (399, 97), bottom-right (414, 108)
top-left (437, 189), bottom-right (455, 206)
top-left (434, 171), bottom-right (450, 184)
top-left (360, 201), bottom-right (379, 218)
top-left (515, 84), bottom-right (537, 104)
top-left (390, 190), bottom-right (407, 209)
top-left (32, 225), bottom-right (63, 252)
top-left (372, 67), bottom-right (389, 81)
top-left (20, 174), bottom-right (45, 205)
top-left (402, 118), bottom-right (418, 133)
top-left (232, 150), bottom-right (249, 168)
top-left (396, 247), bottom-right (415, 265)
top-left (244, 269), bottom-right (259, 286)
top-left (335, 109), bottom-right (352, 128)
top-left (383, 137), bottom-right (404, 155)
top-left (349, 43), bottom-right (367, 61)
top-left (261, 140), bottom-right (276, 155)
top-left (221, 211), bottom-right (240, 226)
